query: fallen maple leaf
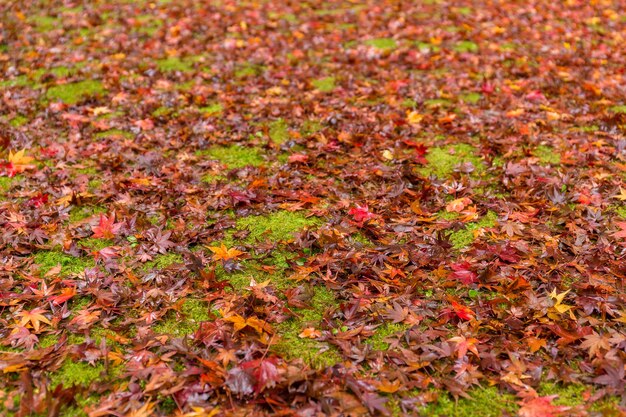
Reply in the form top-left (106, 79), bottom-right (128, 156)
top-left (446, 197), bottom-right (472, 213)
top-left (16, 308), bottom-right (51, 332)
top-left (207, 243), bottom-right (245, 261)
top-left (349, 204), bottom-right (375, 223)
top-left (518, 395), bottom-right (570, 417)
top-left (92, 213), bottom-right (123, 239)
top-left (298, 327), bottom-right (321, 339)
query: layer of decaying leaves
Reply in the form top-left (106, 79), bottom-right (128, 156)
top-left (1, 0), bottom-right (626, 416)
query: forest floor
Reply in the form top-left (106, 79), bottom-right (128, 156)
top-left (1, 1), bottom-right (626, 416)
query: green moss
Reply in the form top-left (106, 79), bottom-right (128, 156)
top-left (424, 98), bottom-right (453, 108)
top-left (273, 286), bottom-right (341, 368)
top-left (0, 176), bottom-right (17, 192)
top-left (460, 92), bottom-right (482, 104)
top-left (29, 15), bottom-right (60, 32)
top-left (537, 382), bottom-right (621, 412)
top-left (312, 77), bottom-right (336, 93)
top-left (269, 119), bottom-right (289, 143)
top-left (421, 386), bottom-right (517, 417)
top-left (438, 211), bottom-right (460, 221)
top-left (143, 253), bottom-right (183, 270)
top-left (153, 299), bottom-right (210, 336)
top-left (198, 103), bottom-right (223, 116)
top-left (534, 145), bottom-right (561, 165)
top-left (448, 211), bottom-right (497, 249)
top-left (134, 15), bottom-right (163, 36)
top-left (0, 75), bottom-right (32, 89)
top-left (39, 334), bottom-right (60, 348)
top-left (152, 106), bottom-right (174, 118)
top-left (46, 80), bottom-right (106, 104)
top-left (198, 145), bottom-right (264, 168)
top-left (418, 144), bottom-right (484, 178)
top-left (79, 238), bottom-right (114, 251)
top-left (156, 57), bottom-right (193, 72)
top-left (365, 38), bottom-right (398, 50)
top-left (366, 323), bottom-right (410, 351)
top-left (49, 361), bottom-right (105, 388)
top-left (9, 115), bottom-right (28, 127)
top-left (454, 40), bottom-right (479, 53)
top-left (234, 63), bottom-right (265, 78)
top-left (608, 104), bottom-right (626, 113)
top-left (235, 210), bottom-right (320, 242)
top-left (69, 205), bottom-right (107, 222)
top-left (614, 205), bottom-right (626, 218)
top-left (33, 251), bottom-right (94, 275)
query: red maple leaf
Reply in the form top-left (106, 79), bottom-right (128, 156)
top-left (349, 204), bottom-right (375, 223)
top-left (92, 213), bottom-right (123, 239)
top-left (450, 262), bottom-right (478, 285)
top-left (518, 395), bottom-right (570, 417)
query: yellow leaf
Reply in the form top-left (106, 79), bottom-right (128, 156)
top-left (207, 243), bottom-right (244, 261)
top-left (406, 111), bottom-right (423, 126)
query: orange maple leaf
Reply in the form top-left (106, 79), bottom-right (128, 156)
top-left (16, 308), bottom-right (51, 332)
top-left (207, 243), bottom-right (245, 261)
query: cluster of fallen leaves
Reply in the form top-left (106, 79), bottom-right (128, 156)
top-left (1, 0), bottom-right (626, 416)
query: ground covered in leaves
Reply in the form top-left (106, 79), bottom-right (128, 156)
top-left (1, 0), bottom-right (626, 416)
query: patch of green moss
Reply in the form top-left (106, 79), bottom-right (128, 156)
top-left (438, 211), bottom-right (460, 221)
top-left (134, 15), bottom-right (163, 36)
top-left (0, 176), bottom-right (17, 192)
top-left (235, 210), bottom-right (320, 242)
top-left (268, 119), bottom-right (289, 143)
top-left (273, 286), bottom-right (341, 368)
top-left (153, 299), bottom-right (210, 336)
top-left (609, 104), bottom-right (626, 113)
top-left (312, 77), bottom-right (336, 93)
top-left (198, 145), bottom-right (264, 168)
top-left (418, 144), bottom-right (484, 178)
top-left (9, 115), bottom-right (28, 127)
top-left (366, 323), bottom-right (410, 351)
top-left (234, 63), bottom-right (265, 78)
top-left (533, 145), bottom-right (561, 165)
top-left (365, 38), bottom-right (398, 50)
top-left (143, 253), bottom-right (183, 270)
top-left (79, 238), bottom-right (114, 251)
top-left (453, 40), bottom-right (479, 53)
top-left (69, 205), bottom-right (107, 222)
top-left (33, 251), bottom-right (95, 275)
top-left (448, 211), bottom-right (497, 249)
top-left (46, 80), bottom-right (106, 104)
top-left (537, 382), bottom-right (620, 412)
top-left (29, 15), bottom-right (60, 32)
top-left (614, 205), bottom-right (626, 218)
top-left (421, 386), bottom-right (517, 417)
top-left (460, 92), bottom-right (482, 104)
top-left (424, 98), bottom-right (453, 108)
top-left (151, 106), bottom-right (174, 118)
top-left (198, 103), bottom-right (223, 116)
top-left (156, 57), bottom-right (193, 72)
top-left (49, 361), bottom-right (105, 388)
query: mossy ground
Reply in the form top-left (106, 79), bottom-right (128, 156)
top-left (33, 250), bottom-right (94, 275)
top-left (234, 210), bottom-right (321, 242)
top-left (273, 286), bottom-right (342, 368)
top-left (153, 299), bottom-right (211, 336)
top-left (46, 80), bottom-right (106, 104)
top-left (312, 76), bottom-right (336, 92)
top-left (197, 145), bottom-right (264, 169)
top-left (448, 211), bottom-right (497, 249)
top-left (418, 143), bottom-right (485, 178)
